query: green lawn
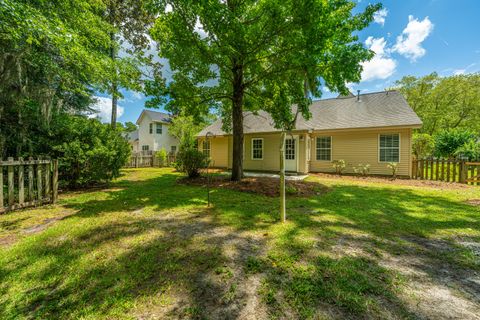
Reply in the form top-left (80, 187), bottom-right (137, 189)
top-left (1, 168), bottom-right (479, 319)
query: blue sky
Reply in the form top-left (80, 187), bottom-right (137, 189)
top-left (92, 0), bottom-right (480, 124)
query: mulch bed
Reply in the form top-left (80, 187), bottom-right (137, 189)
top-left (311, 172), bottom-right (473, 190)
top-left (177, 176), bottom-right (329, 197)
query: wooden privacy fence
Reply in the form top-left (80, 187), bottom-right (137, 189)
top-left (0, 157), bottom-right (58, 213)
top-left (412, 158), bottom-right (480, 185)
top-left (125, 152), bottom-right (176, 168)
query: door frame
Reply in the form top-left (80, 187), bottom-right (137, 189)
top-left (284, 135), bottom-right (299, 172)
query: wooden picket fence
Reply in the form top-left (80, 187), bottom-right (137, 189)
top-left (125, 151), bottom-right (176, 168)
top-left (412, 158), bottom-right (480, 185)
top-left (0, 157), bottom-right (58, 213)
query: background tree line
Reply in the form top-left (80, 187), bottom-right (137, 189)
top-left (393, 72), bottom-right (480, 160)
top-left (0, 0), bottom-right (154, 187)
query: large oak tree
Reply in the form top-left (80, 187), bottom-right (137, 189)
top-left (148, 0), bottom-right (381, 181)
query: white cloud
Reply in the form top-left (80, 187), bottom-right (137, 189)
top-left (361, 36), bottom-right (397, 81)
top-left (89, 96), bottom-right (124, 123)
top-left (131, 91), bottom-right (143, 100)
top-left (373, 8), bottom-right (388, 26)
top-left (452, 63), bottom-right (477, 75)
top-left (393, 15), bottom-right (433, 61)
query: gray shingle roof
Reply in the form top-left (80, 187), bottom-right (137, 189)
top-left (137, 110), bottom-right (173, 124)
top-left (198, 91), bottom-right (422, 136)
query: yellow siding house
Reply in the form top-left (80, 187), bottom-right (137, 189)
top-left (198, 91), bottom-right (422, 177)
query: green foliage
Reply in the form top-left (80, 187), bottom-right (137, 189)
top-left (412, 133), bottom-right (435, 159)
top-left (147, 0), bottom-right (381, 178)
top-left (387, 162), bottom-right (398, 179)
top-left (434, 128), bottom-right (476, 158)
top-left (393, 73), bottom-right (480, 135)
top-left (455, 139), bottom-right (480, 160)
top-left (353, 164), bottom-right (371, 176)
top-left (176, 149), bottom-right (208, 178)
top-left (52, 117), bottom-right (131, 188)
top-left (156, 148), bottom-right (168, 167)
top-left (332, 160), bottom-right (347, 175)
top-left (168, 114), bottom-right (203, 152)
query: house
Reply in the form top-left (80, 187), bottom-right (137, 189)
top-left (133, 110), bottom-right (179, 153)
top-left (197, 91), bottom-right (422, 177)
top-left (125, 130), bottom-right (139, 152)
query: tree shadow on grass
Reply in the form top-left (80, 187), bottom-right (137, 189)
top-left (1, 170), bottom-right (479, 319)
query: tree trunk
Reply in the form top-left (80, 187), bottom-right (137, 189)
top-left (109, 3), bottom-right (118, 129)
top-left (111, 81), bottom-right (118, 128)
top-left (231, 62), bottom-right (244, 181)
top-left (279, 131), bottom-right (286, 222)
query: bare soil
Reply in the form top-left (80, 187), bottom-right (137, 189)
top-left (177, 176), bottom-right (329, 197)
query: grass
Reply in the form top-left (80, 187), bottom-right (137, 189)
top-left (0, 168), bottom-right (479, 319)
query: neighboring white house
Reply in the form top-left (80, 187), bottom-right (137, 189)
top-left (132, 110), bottom-right (179, 153)
top-left (125, 130), bottom-right (140, 152)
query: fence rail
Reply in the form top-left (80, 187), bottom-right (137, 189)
top-left (0, 157), bottom-right (58, 213)
top-left (125, 152), bottom-right (176, 168)
top-left (412, 158), bottom-right (480, 185)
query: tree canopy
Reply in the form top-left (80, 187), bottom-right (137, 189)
top-left (393, 72), bottom-right (480, 135)
top-left (147, 0), bottom-right (381, 180)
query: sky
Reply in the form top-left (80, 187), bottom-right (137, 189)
top-left (90, 0), bottom-right (480, 124)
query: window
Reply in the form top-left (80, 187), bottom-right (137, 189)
top-left (285, 138), bottom-right (295, 160)
top-left (171, 146), bottom-right (177, 153)
top-left (142, 145), bottom-right (149, 151)
top-left (149, 123), bottom-right (153, 134)
top-left (252, 138), bottom-right (263, 160)
top-left (202, 140), bottom-right (210, 158)
top-left (379, 134), bottom-right (400, 162)
top-left (156, 123), bottom-right (162, 134)
top-left (316, 136), bottom-right (331, 161)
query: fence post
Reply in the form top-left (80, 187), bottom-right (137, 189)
top-left (52, 159), bottom-right (58, 204)
top-left (0, 162), bottom-right (3, 209)
top-left (459, 160), bottom-right (467, 184)
top-left (37, 157), bottom-right (42, 202)
top-left (446, 160), bottom-right (451, 182)
top-left (18, 157), bottom-right (24, 206)
top-left (435, 159), bottom-right (439, 180)
top-left (28, 157), bottom-right (34, 201)
top-left (7, 157), bottom-right (14, 207)
top-left (44, 159), bottom-right (51, 199)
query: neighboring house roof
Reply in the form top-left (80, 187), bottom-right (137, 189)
top-left (136, 109), bottom-right (173, 125)
top-left (198, 90), bottom-right (422, 136)
top-left (125, 130), bottom-right (139, 141)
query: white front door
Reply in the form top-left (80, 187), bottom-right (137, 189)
top-left (285, 136), bottom-right (298, 172)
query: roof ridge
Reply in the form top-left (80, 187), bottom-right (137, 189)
top-left (312, 90), bottom-right (399, 103)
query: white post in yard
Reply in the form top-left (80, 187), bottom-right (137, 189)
top-left (279, 131), bottom-right (286, 222)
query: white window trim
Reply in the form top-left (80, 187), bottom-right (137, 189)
top-left (315, 136), bottom-right (332, 162)
top-left (156, 123), bottom-right (163, 134)
top-left (378, 133), bottom-right (401, 163)
top-left (251, 138), bottom-right (264, 160)
top-left (202, 140), bottom-right (211, 158)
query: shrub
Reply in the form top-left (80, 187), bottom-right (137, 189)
top-left (332, 159), bottom-right (346, 175)
top-left (52, 117), bottom-right (130, 188)
top-left (156, 148), bottom-right (168, 167)
top-left (353, 163), bottom-right (370, 176)
top-left (434, 129), bottom-right (476, 158)
top-left (412, 133), bottom-right (434, 159)
top-left (176, 148), bottom-right (208, 178)
top-left (387, 162), bottom-right (398, 179)
top-left (455, 139), bottom-right (480, 160)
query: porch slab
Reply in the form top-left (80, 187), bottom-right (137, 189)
top-left (243, 171), bottom-right (309, 181)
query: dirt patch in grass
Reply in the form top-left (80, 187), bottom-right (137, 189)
top-left (466, 199), bottom-right (480, 206)
top-left (312, 172), bottom-right (472, 190)
top-left (177, 176), bottom-right (329, 197)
